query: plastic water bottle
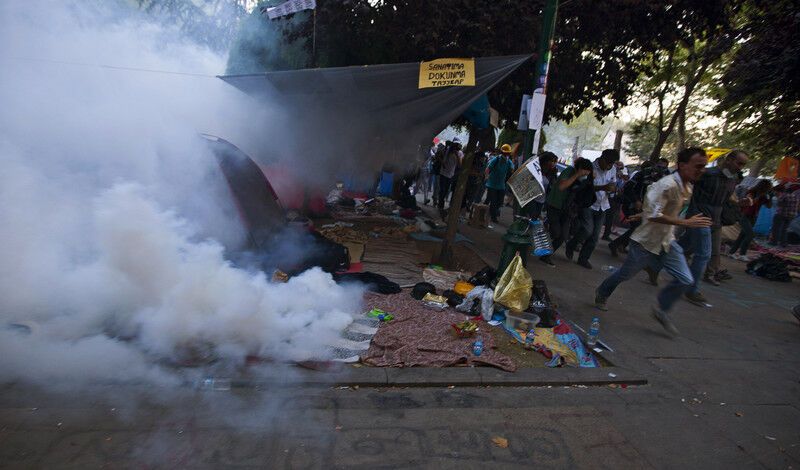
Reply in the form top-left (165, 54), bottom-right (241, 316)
top-left (472, 339), bottom-right (484, 356)
top-left (529, 219), bottom-right (554, 257)
top-left (586, 317), bottom-right (600, 347)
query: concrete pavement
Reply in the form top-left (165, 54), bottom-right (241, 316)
top-left (1, 203), bottom-right (799, 468)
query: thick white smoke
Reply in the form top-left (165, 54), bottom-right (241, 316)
top-left (0, 1), bottom-right (363, 387)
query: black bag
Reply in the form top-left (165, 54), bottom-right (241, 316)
top-left (746, 254), bottom-right (792, 282)
top-left (468, 266), bottom-right (497, 286)
top-left (572, 179), bottom-right (597, 208)
top-left (411, 282), bottom-right (437, 300)
top-left (442, 289), bottom-right (464, 307)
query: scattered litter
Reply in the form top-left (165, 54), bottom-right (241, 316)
top-left (421, 293), bottom-right (448, 311)
top-left (335, 425), bottom-right (343, 431)
top-left (367, 308), bottom-right (394, 322)
top-left (593, 347), bottom-right (602, 353)
top-left (272, 270), bottom-right (289, 283)
top-left (693, 414), bottom-right (699, 418)
top-left (105, 437), bottom-right (112, 442)
top-left (608, 384), bottom-right (618, 388)
top-left (681, 398), bottom-right (686, 402)
top-left (491, 437), bottom-right (509, 448)
top-left (608, 372), bottom-right (617, 378)
top-left (621, 384), bottom-right (628, 389)
top-left (765, 436), bottom-right (777, 441)
top-left (720, 403), bottom-right (725, 406)
top-left (452, 320), bottom-right (479, 338)
top-left (448, 385), bottom-right (455, 389)
top-left (57, 422), bottom-right (62, 427)
top-left (735, 412), bottom-right (744, 417)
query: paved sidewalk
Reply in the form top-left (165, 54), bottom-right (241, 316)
top-left (1, 202), bottom-right (798, 468)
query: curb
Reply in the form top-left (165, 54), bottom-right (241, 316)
top-left (221, 366), bottom-right (647, 389)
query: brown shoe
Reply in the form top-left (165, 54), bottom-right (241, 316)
top-left (703, 274), bottom-right (721, 286)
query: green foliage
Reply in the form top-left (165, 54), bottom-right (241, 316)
top-left (717, 0), bottom-right (800, 156)
top-left (231, 1), bottom-right (732, 125)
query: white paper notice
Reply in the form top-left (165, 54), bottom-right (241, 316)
top-left (528, 91), bottom-right (546, 130)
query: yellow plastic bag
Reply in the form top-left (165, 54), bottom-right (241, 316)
top-left (493, 253), bottom-right (532, 311)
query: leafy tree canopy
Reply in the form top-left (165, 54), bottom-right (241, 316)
top-left (229, 0), bottom-right (734, 125)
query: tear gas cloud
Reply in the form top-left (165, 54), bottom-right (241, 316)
top-left (0, 1), bottom-right (364, 387)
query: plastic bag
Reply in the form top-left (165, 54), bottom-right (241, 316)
top-left (456, 286), bottom-right (495, 321)
top-left (493, 253), bottom-right (532, 312)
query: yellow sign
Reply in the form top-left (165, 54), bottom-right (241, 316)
top-left (418, 58), bottom-right (475, 88)
top-left (706, 148), bottom-right (732, 163)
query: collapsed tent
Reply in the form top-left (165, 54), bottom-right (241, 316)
top-left (201, 134), bottom-right (350, 274)
top-left (218, 55), bottom-right (531, 180)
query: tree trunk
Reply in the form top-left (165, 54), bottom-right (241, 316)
top-left (613, 130), bottom-right (623, 151)
top-left (649, 62), bottom-right (709, 161)
top-left (438, 126), bottom-right (482, 266)
top-left (749, 158), bottom-right (766, 177)
top-left (676, 108), bottom-right (687, 152)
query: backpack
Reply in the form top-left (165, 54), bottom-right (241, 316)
top-left (572, 178), bottom-right (597, 209)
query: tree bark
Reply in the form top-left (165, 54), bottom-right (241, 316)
top-left (676, 107), bottom-right (687, 152)
top-left (748, 158), bottom-right (766, 177)
top-left (613, 130), bottom-right (623, 151)
top-left (438, 126), bottom-right (481, 266)
top-left (649, 61), bottom-right (709, 161)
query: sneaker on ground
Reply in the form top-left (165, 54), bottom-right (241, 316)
top-left (716, 269), bottom-right (733, 280)
top-left (565, 247), bottom-right (575, 261)
top-left (577, 259), bottom-right (593, 270)
top-left (651, 306), bottom-right (679, 336)
top-left (703, 274), bottom-right (721, 286)
top-left (685, 291), bottom-right (712, 308)
top-left (540, 256), bottom-right (556, 267)
top-left (594, 290), bottom-right (608, 311)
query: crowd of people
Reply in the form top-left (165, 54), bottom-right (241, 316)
top-left (420, 139), bottom-right (520, 224)
top-left (419, 141), bottom-right (800, 335)
top-left (539, 148), bottom-right (798, 335)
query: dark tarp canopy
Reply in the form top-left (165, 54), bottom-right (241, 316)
top-left (218, 55), bottom-right (531, 182)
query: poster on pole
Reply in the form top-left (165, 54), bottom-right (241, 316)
top-left (507, 158), bottom-right (545, 207)
top-left (517, 94), bottom-right (531, 130)
top-left (528, 90), bottom-right (546, 130)
top-left (418, 58), bottom-right (476, 88)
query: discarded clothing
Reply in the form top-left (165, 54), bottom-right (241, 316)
top-left (746, 254), bottom-right (792, 282)
top-left (333, 271), bottom-right (402, 294)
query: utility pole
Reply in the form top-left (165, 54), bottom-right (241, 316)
top-left (522, 0), bottom-right (559, 163)
top-left (495, 0), bottom-right (559, 278)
